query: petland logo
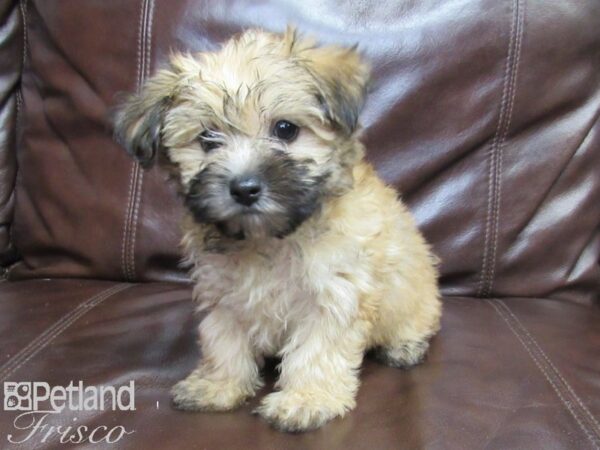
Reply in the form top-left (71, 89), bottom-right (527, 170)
top-left (3, 381), bottom-right (136, 445)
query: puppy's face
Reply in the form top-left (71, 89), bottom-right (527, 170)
top-left (115, 28), bottom-right (369, 240)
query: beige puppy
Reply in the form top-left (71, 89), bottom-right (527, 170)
top-left (114, 27), bottom-right (441, 432)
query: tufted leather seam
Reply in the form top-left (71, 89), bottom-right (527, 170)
top-left (127, 0), bottom-right (154, 282)
top-left (497, 300), bottom-right (600, 436)
top-left (145, 0), bottom-right (154, 83)
top-left (121, 0), bottom-right (152, 281)
top-left (487, 0), bottom-right (525, 297)
top-left (119, 0), bottom-right (146, 281)
top-left (121, 160), bottom-right (137, 280)
top-left (487, 299), bottom-right (600, 449)
top-left (128, 167), bottom-right (143, 279)
top-left (18, 0), bottom-right (27, 70)
top-left (0, 284), bottom-right (133, 382)
top-left (127, 0), bottom-right (150, 280)
top-left (478, 0), bottom-right (524, 298)
top-left (125, 163), bottom-right (141, 280)
top-left (478, 0), bottom-right (517, 298)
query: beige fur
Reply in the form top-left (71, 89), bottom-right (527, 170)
top-left (114, 27), bottom-right (441, 432)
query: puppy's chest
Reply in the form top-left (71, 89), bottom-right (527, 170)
top-left (192, 242), bottom-right (307, 322)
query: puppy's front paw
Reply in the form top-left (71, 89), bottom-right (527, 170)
top-left (171, 372), bottom-right (255, 412)
top-left (254, 390), bottom-right (351, 432)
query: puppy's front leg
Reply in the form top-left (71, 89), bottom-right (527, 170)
top-left (256, 310), bottom-right (368, 432)
top-left (172, 307), bottom-right (261, 412)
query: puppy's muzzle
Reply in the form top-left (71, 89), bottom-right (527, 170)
top-left (230, 176), bottom-right (263, 207)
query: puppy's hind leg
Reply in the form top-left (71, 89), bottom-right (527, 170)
top-left (172, 307), bottom-right (261, 412)
top-left (373, 285), bottom-right (441, 369)
top-left (374, 336), bottom-right (432, 369)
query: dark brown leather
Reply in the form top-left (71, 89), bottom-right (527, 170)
top-left (0, 280), bottom-right (598, 449)
top-left (4, 0), bottom-right (599, 304)
top-left (0, 0), bottom-right (21, 270)
top-left (6, 0), bottom-right (185, 282)
top-left (1, 1), bottom-right (599, 449)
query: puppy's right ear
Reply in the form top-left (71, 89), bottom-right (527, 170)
top-left (113, 68), bottom-right (179, 168)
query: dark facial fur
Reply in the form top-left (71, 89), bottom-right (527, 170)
top-left (185, 150), bottom-right (327, 240)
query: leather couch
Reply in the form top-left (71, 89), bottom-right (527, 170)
top-left (1, 1), bottom-right (599, 448)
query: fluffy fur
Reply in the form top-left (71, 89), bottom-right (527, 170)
top-left (114, 27), bottom-right (441, 432)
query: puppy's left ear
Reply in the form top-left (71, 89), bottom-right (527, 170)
top-left (294, 37), bottom-right (370, 135)
top-left (113, 68), bottom-right (179, 168)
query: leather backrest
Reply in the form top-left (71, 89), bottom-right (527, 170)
top-left (0, 0), bottom-right (21, 270)
top-left (7, 0), bottom-right (600, 303)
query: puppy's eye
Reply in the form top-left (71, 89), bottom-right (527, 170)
top-left (272, 120), bottom-right (299, 142)
top-left (198, 130), bottom-right (222, 152)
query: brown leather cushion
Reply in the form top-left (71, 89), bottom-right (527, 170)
top-left (8, 1), bottom-right (600, 303)
top-left (1, 280), bottom-right (599, 448)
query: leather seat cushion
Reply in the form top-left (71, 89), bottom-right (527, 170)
top-left (1, 280), bottom-right (598, 449)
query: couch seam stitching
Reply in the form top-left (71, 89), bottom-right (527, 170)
top-left (0, 284), bottom-right (132, 382)
top-left (1, 284), bottom-right (132, 380)
top-left (145, 0), bottom-right (154, 82)
top-left (129, 169), bottom-right (143, 280)
top-left (498, 300), bottom-right (600, 436)
top-left (127, 0), bottom-right (154, 282)
top-left (478, 0), bottom-right (518, 298)
top-left (120, 0), bottom-right (145, 281)
top-left (487, 0), bottom-right (524, 296)
top-left (487, 299), bottom-right (600, 449)
top-left (18, 0), bottom-right (27, 67)
top-left (0, 284), bottom-right (126, 377)
top-left (120, 0), bottom-right (149, 281)
top-left (129, 0), bottom-right (148, 279)
top-left (121, 164), bottom-right (136, 280)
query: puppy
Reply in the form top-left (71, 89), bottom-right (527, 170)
top-left (114, 27), bottom-right (441, 432)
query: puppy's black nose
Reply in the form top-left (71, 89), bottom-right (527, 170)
top-left (230, 176), bottom-right (262, 206)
